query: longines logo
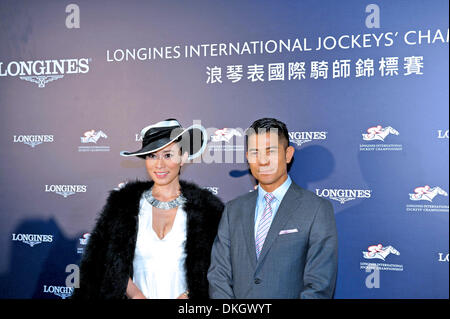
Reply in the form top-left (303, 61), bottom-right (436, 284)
top-left (315, 188), bottom-right (372, 204)
top-left (43, 285), bottom-right (74, 299)
top-left (360, 125), bottom-right (402, 151)
top-left (12, 233), bottom-right (53, 247)
top-left (438, 253), bottom-right (449, 262)
top-left (204, 186), bottom-right (219, 195)
top-left (13, 135), bottom-right (54, 148)
top-left (360, 243), bottom-right (404, 272)
top-left (45, 184), bottom-right (87, 198)
top-left (0, 58), bottom-right (91, 88)
top-left (289, 131), bottom-right (327, 147)
top-left (437, 129), bottom-right (449, 139)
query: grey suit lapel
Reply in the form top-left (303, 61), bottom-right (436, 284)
top-left (242, 190), bottom-right (258, 269)
top-left (256, 183), bottom-right (303, 268)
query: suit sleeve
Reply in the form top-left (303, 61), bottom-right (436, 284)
top-left (207, 204), bottom-right (235, 299)
top-left (300, 199), bottom-right (338, 299)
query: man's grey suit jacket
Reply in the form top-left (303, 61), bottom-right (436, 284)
top-left (207, 182), bottom-right (338, 299)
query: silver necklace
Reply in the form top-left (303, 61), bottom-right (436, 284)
top-left (143, 188), bottom-right (186, 210)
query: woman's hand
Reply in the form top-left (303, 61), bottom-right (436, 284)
top-left (176, 291), bottom-right (189, 299)
top-left (131, 291), bottom-right (147, 299)
top-left (126, 278), bottom-right (147, 299)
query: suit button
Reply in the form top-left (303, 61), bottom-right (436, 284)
top-left (254, 278), bottom-right (261, 284)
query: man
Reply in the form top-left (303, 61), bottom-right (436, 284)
top-left (207, 118), bottom-right (338, 298)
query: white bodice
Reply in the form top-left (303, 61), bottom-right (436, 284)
top-left (132, 196), bottom-right (187, 299)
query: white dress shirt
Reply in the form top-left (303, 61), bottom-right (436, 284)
top-left (254, 175), bottom-right (292, 239)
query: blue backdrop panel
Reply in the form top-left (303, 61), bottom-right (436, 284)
top-left (0, 0), bottom-right (448, 298)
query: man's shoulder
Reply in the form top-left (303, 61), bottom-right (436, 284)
top-left (226, 189), bottom-right (257, 209)
top-left (224, 181), bottom-right (332, 212)
top-left (290, 183), bottom-right (332, 207)
top-left (290, 183), bottom-right (325, 202)
top-left (288, 183), bottom-right (334, 222)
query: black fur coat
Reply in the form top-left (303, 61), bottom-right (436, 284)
top-left (71, 180), bottom-right (224, 299)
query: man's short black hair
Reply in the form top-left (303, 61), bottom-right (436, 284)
top-left (245, 118), bottom-right (290, 148)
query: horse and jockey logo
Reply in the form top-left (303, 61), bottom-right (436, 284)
top-left (409, 185), bottom-right (448, 202)
top-left (363, 244), bottom-right (400, 261)
top-left (78, 130), bottom-right (110, 152)
top-left (211, 128), bottom-right (242, 143)
top-left (362, 125), bottom-right (399, 141)
top-left (80, 130), bottom-right (108, 143)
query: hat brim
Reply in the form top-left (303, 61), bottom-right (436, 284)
top-left (120, 124), bottom-right (208, 160)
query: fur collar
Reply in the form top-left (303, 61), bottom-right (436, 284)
top-left (73, 179), bottom-right (224, 299)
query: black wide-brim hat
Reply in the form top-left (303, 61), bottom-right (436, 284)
top-left (120, 119), bottom-right (208, 160)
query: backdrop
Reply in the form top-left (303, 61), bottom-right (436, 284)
top-left (0, 0), bottom-right (448, 299)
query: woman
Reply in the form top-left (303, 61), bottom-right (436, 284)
top-left (71, 119), bottom-right (223, 299)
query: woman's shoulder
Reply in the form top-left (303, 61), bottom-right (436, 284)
top-left (112, 179), bottom-right (152, 194)
top-left (180, 180), bottom-right (224, 208)
top-left (104, 180), bottom-right (153, 206)
top-left (179, 179), bottom-right (202, 193)
top-left (180, 179), bottom-right (214, 197)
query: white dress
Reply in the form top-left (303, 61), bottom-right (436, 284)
top-left (132, 196), bottom-right (188, 299)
